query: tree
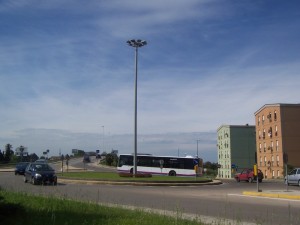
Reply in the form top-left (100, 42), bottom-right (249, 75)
top-left (30, 153), bottom-right (39, 162)
top-left (4, 144), bottom-right (13, 162)
top-left (105, 153), bottom-right (118, 166)
top-left (204, 161), bottom-right (219, 177)
top-left (0, 150), bottom-right (4, 162)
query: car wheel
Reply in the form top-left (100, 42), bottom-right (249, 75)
top-left (248, 177), bottom-right (253, 183)
top-left (285, 179), bottom-right (290, 185)
top-left (169, 170), bottom-right (176, 176)
top-left (31, 177), bottom-right (37, 185)
top-left (24, 176), bottom-right (28, 183)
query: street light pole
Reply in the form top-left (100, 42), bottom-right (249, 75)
top-left (101, 125), bottom-right (105, 152)
top-left (127, 39), bottom-right (147, 176)
top-left (197, 139), bottom-right (200, 158)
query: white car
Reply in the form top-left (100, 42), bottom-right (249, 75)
top-left (285, 168), bottom-right (300, 186)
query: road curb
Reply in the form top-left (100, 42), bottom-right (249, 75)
top-left (59, 178), bottom-right (223, 186)
top-left (243, 191), bottom-right (300, 200)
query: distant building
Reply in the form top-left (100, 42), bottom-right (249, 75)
top-left (72, 149), bottom-right (85, 156)
top-left (217, 124), bottom-right (256, 179)
top-left (254, 103), bottom-right (300, 179)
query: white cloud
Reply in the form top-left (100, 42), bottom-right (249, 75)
top-left (0, 1), bottom-right (299, 162)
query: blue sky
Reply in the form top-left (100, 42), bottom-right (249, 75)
top-left (0, 1), bottom-right (300, 161)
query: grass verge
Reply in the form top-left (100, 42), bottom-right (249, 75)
top-left (0, 189), bottom-right (205, 225)
top-left (58, 172), bottom-right (211, 182)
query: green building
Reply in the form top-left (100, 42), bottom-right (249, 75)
top-left (217, 124), bottom-right (256, 179)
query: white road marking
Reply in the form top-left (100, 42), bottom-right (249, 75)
top-left (228, 193), bottom-right (300, 202)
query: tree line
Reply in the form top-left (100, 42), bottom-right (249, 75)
top-left (0, 144), bottom-right (39, 163)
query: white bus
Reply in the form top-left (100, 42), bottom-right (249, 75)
top-left (117, 154), bottom-right (203, 176)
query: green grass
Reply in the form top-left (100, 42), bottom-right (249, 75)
top-left (0, 189), bottom-right (206, 225)
top-left (58, 172), bottom-right (211, 182)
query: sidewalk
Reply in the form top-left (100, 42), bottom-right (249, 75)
top-left (0, 168), bottom-right (14, 172)
top-left (243, 190), bottom-right (300, 200)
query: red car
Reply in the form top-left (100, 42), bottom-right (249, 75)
top-left (235, 168), bottom-right (263, 183)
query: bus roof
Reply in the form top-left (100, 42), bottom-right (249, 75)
top-left (119, 154), bottom-right (200, 159)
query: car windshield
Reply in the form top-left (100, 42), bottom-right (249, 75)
top-left (33, 164), bottom-right (53, 171)
top-left (16, 163), bottom-right (28, 168)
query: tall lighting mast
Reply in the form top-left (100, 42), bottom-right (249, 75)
top-left (126, 39), bottom-right (147, 175)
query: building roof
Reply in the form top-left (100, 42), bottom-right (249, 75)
top-left (254, 103), bottom-right (300, 115)
top-left (217, 124), bottom-right (255, 132)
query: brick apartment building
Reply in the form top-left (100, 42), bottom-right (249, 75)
top-left (254, 103), bottom-right (300, 179)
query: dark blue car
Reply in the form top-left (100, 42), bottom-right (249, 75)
top-left (15, 162), bottom-right (30, 175)
top-left (24, 162), bottom-right (57, 185)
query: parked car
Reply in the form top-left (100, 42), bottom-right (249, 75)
top-left (285, 168), bottom-right (300, 186)
top-left (83, 154), bottom-right (91, 163)
top-left (235, 168), bottom-right (263, 183)
top-left (35, 159), bottom-right (47, 163)
top-left (14, 162), bottom-right (30, 175)
top-left (24, 162), bottom-right (57, 185)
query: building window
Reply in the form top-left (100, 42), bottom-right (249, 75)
top-left (276, 140), bottom-right (279, 151)
top-left (271, 156), bottom-right (274, 166)
top-left (268, 127), bottom-right (272, 138)
top-left (260, 157), bottom-right (262, 166)
top-left (271, 141), bottom-right (274, 152)
top-left (264, 143), bottom-right (266, 152)
top-left (274, 111), bottom-right (277, 121)
top-left (264, 156), bottom-right (267, 166)
top-left (259, 143), bottom-right (262, 152)
top-left (277, 170), bottom-right (280, 177)
top-left (258, 116), bottom-right (260, 125)
top-left (275, 125), bottom-right (278, 136)
top-left (272, 170), bottom-right (275, 178)
top-left (268, 112), bottom-right (272, 122)
top-left (262, 115), bottom-right (265, 124)
top-left (263, 129), bottom-right (266, 139)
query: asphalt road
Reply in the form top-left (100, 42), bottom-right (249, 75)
top-left (1, 170), bottom-right (300, 225)
top-left (53, 157), bottom-right (117, 173)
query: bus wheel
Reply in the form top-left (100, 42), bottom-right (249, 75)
top-left (130, 168), bottom-right (133, 174)
top-left (169, 170), bottom-right (176, 176)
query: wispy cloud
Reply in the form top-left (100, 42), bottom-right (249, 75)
top-left (0, 1), bottom-right (299, 160)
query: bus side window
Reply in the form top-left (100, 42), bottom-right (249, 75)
top-left (185, 159), bottom-right (194, 169)
top-left (121, 155), bottom-right (133, 166)
top-left (169, 160), bottom-right (179, 169)
top-left (152, 159), bottom-right (161, 167)
top-left (138, 157), bottom-right (152, 166)
top-left (180, 162), bottom-right (185, 169)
